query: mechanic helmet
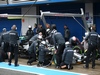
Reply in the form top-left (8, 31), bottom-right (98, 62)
top-left (85, 32), bottom-right (89, 36)
top-left (46, 29), bottom-right (51, 35)
top-left (2, 28), bottom-right (6, 32)
top-left (41, 40), bottom-right (47, 46)
top-left (72, 36), bottom-right (77, 41)
top-left (38, 35), bottom-right (42, 39)
top-left (41, 41), bottom-right (46, 45)
top-left (46, 28), bottom-right (50, 32)
top-left (65, 41), bottom-right (71, 47)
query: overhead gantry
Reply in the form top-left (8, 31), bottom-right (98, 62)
top-left (0, 8), bottom-right (89, 32)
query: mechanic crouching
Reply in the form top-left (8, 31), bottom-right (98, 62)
top-left (60, 42), bottom-right (74, 70)
top-left (27, 32), bottom-right (43, 65)
top-left (37, 41), bottom-right (51, 67)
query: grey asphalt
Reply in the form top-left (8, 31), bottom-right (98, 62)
top-left (0, 68), bottom-right (38, 75)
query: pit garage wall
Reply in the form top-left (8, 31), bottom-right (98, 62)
top-left (0, 3), bottom-right (99, 40)
top-left (0, 8), bottom-right (21, 36)
top-left (39, 3), bottom-right (85, 41)
top-left (0, 6), bottom-right (37, 36)
top-left (85, 3), bottom-right (93, 28)
top-left (94, 3), bottom-right (100, 34)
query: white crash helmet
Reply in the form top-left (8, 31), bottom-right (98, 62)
top-left (65, 41), bottom-right (70, 45)
top-left (46, 29), bottom-right (51, 35)
top-left (3, 28), bottom-right (6, 31)
top-left (46, 29), bottom-right (50, 32)
top-left (28, 25), bottom-right (32, 28)
top-left (72, 36), bottom-right (76, 41)
top-left (41, 41), bottom-right (46, 45)
top-left (65, 41), bottom-right (70, 47)
top-left (38, 35), bottom-right (42, 39)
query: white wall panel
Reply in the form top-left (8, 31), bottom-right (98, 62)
top-left (21, 6), bottom-right (36, 35)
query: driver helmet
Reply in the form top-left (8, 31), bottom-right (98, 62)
top-left (28, 25), bottom-right (32, 29)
